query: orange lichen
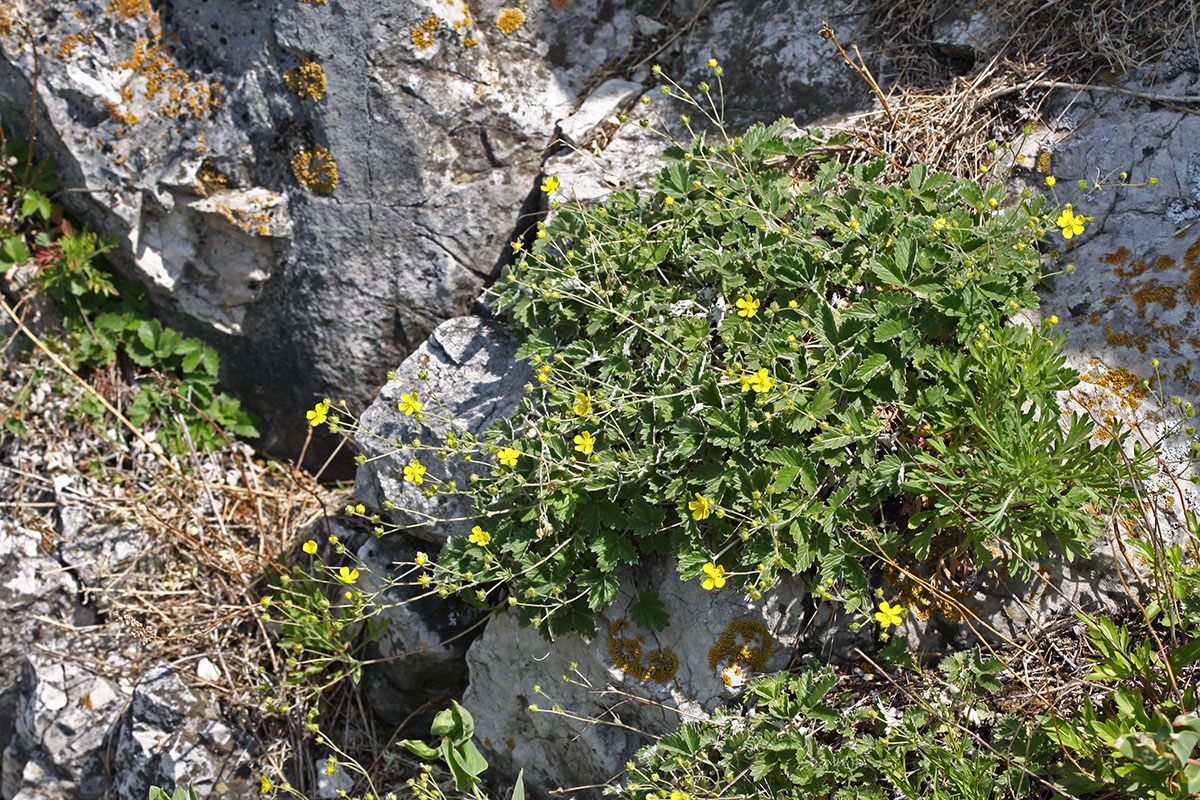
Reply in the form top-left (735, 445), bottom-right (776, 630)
top-left (1155, 254), bottom-right (1176, 271)
top-left (422, 15), bottom-right (440, 30)
top-left (1102, 246), bottom-right (1132, 266)
top-left (106, 0), bottom-right (153, 21)
top-left (291, 146), bottom-right (338, 193)
top-left (284, 61), bottom-right (326, 101)
top-left (110, 35), bottom-right (223, 123)
top-left (607, 620), bottom-right (678, 684)
top-left (1037, 150), bottom-right (1053, 173)
top-left (1104, 324), bottom-right (1135, 349)
top-left (57, 33), bottom-right (95, 61)
top-left (496, 7), bottom-right (526, 33)
top-left (1184, 235), bottom-right (1200, 305)
top-left (194, 161), bottom-right (228, 196)
top-left (1130, 278), bottom-right (1178, 315)
top-left (707, 619), bottom-right (775, 686)
top-left (1081, 367), bottom-right (1150, 414)
top-left (551, 0), bottom-right (570, 7)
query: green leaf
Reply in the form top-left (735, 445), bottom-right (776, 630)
top-left (510, 769), bottom-right (526, 800)
top-left (401, 739), bottom-right (439, 760)
top-left (874, 318), bottom-right (907, 342)
top-left (3, 236), bottom-right (29, 266)
top-left (629, 590), bottom-right (669, 631)
top-left (430, 708), bottom-right (456, 738)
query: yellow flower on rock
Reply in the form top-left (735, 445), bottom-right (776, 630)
top-left (749, 368), bottom-right (775, 394)
top-left (404, 459), bottom-right (427, 486)
top-left (336, 567), bottom-right (359, 584)
top-left (573, 429), bottom-right (596, 455)
top-left (302, 540), bottom-right (318, 555)
top-left (701, 562), bottom-right (726, 591)
top-left (1055, 205), bottom-right (1086, 239)
top-left (573, 392), bottom-right (591, 416)
top-left (541, 174), bottom-right (559, 195)
top-left (734, 293), bottom-right (760, 318)
top-left (398, 392), bottom-right (423, 416)
top-left (498, 447), bottom-right (521, 466)
top-left (306, 401), bottom-right (330, 427)
top-left (689, 492), bottom-right (713, 520)
top-left (874, 600), bottom-right (906, 628)
top-left (468, 525), bottom-right (492, 546)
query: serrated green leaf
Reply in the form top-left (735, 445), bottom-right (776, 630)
top-left (629, 590), bottom-right (669, 631)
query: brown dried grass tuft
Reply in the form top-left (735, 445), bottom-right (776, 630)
top-left (820, 0), bottom-right (1200, 179)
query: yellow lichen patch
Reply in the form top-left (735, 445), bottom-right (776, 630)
top-left (110, 35), bottom-right (224, 123)
top-left (496, 7), bottom-right (526, 34)
top-left (607, 620), bottom-right (678, 684)
top-left (291, 145), bottom-right (338, 193)
top-left (422, 15), bottom-right (440, 30)
top-left (194, 161), bottom-right (228, 196)
top-left (707, 619), bottom-right (775, 687)
top-left (411, 28), bottom-right (434, 49)
top-left (284, 61), bottom-right (326, 101)
top-left (1037, 150), bottom-right (1053, 173)
top-left (551, 0), bottom-right (570, 7)
top-left (1155, 254), bottom-right (1177, 271)
top-left (1081, 366), bottom-right (1149, 413)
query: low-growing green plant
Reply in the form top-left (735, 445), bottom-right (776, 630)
top-left (331, 65), bottom-right (1153, 639)
top-left (610, 656), bottom-right (1055, 800)
top-left (148, 785), bottom-right (200, 800)
top-left (400, 701), bottom-right (519, 800)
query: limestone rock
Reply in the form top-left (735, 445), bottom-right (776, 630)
top-left (0, 0), bottom-right (657, 464)
top-left (357, 532), bottom-right (483, 724)
top-left (1, 655), bottom-right (127, 800)
top-left (109, 668), bottom-right (253, 800)
top-left (354, 316), bottom-right (531, 543)
top-left (462, 559), bottom-right (809, 796)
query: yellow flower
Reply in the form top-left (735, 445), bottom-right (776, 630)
top-left (537, 364), bottom-right (552, 383)
top-left (1055, 206), bottom-right (1085, 239)
top-left (498, 447), bottom-right (521, 466)
top-left (306, 401), bottom-right (330, 427)
top-left (573, 429), bottom-right (596, 455)
top-left (302, 540), bottom-right (318, 555)
top-left (1044, 175), bottom-right (1056, 187)
top-left (708, 58), bottom-right (718, 68)
top-left (541, 174), bottom-right (559, 195)
top-left (749, 368), bottom-right (775, 394)
top-left (734, 293), bottom-right (760, 318)
top-left (417, 574), bottom-right (432, 586)
top-left (874, 600), bottom-right (905, 628)
top-left (671, 792), bottom-right (689, 800)
top-left (403, 460), bottom-right (427, 485)
top-left (398, 392), bottom-right (423, 416)
top-left (664, 196), bottom-right (675, 206)
top-left (260, 776), bottom-right (274, 795)
top-left (415, 551), bottom-right (428, 565)
top-left (689, 492), bottom-right (713, 520)
top-left (355, 503), bottom-right (365, 514)
top-left (336, 566), bottom-right (359, 584)
top-left (468, 525), bottom-right (492, 546)
top-left (701, 562), bottom-right (726, 591)
top-left (931, 217), bottom-right (947, 232)
top-left (572, 392), bottom-right (591, 416)
top-left (324, 761), bottom-right (338, 776)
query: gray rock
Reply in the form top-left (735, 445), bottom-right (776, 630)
top-left (59, 523), bottom-right (153, 611)
top-left (356, 532), bottom-right (483, 725)
top-left (0, 0), bottom-right (658, 464)
top-left (1, 655), bottom-right (126, 800)
top-left (109, 668), bottom-right (253, 800)
top-left (354, 316), bottom-right (531, 543)
top-left (462, 559), bottom-right (809, 797)
top-left (556, 80), bottom-right (643, 148)
top-left (545, 111), bottom-right (667, 204)
top-left (0, 522), bottom-right (93, 692)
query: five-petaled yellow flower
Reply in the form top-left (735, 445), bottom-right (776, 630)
top-left (874, 600), bottom-right (906, 628)
top-left (302, 540), bottom-right (318, 555)
top-left (497, 447), bottom-right (521, 466)
top-left (404, 459), bottom-right (427, 486)
top-left (468, 525), bottom-right (492, 546)
top-left (260, 776), bottom-right (274, 795)
top-left (689, 492), bottom-right (713, 520)
top-left (573, 392), bottom-right (591, 416)
top-left (701, 562), bottom-right (726, 591)
top-left (749, 368), bottom-right (775, 394)
top-left (1044, 175), bottom-right (1056, 187)
top-left (735, 293), bottom-right (760, 318)
top-left (1055, 205), bottom-right (1085, 239)
top-left (398, 392), bottom-right (423, 416)
top-left (306, 401), bottom-right (330, 427)
top-left (541, 174), bottom-right (559, 195)
top-left (336, 567), bottom-right (359, 584)
top-left (573, 429), bottom-right (596, 455)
